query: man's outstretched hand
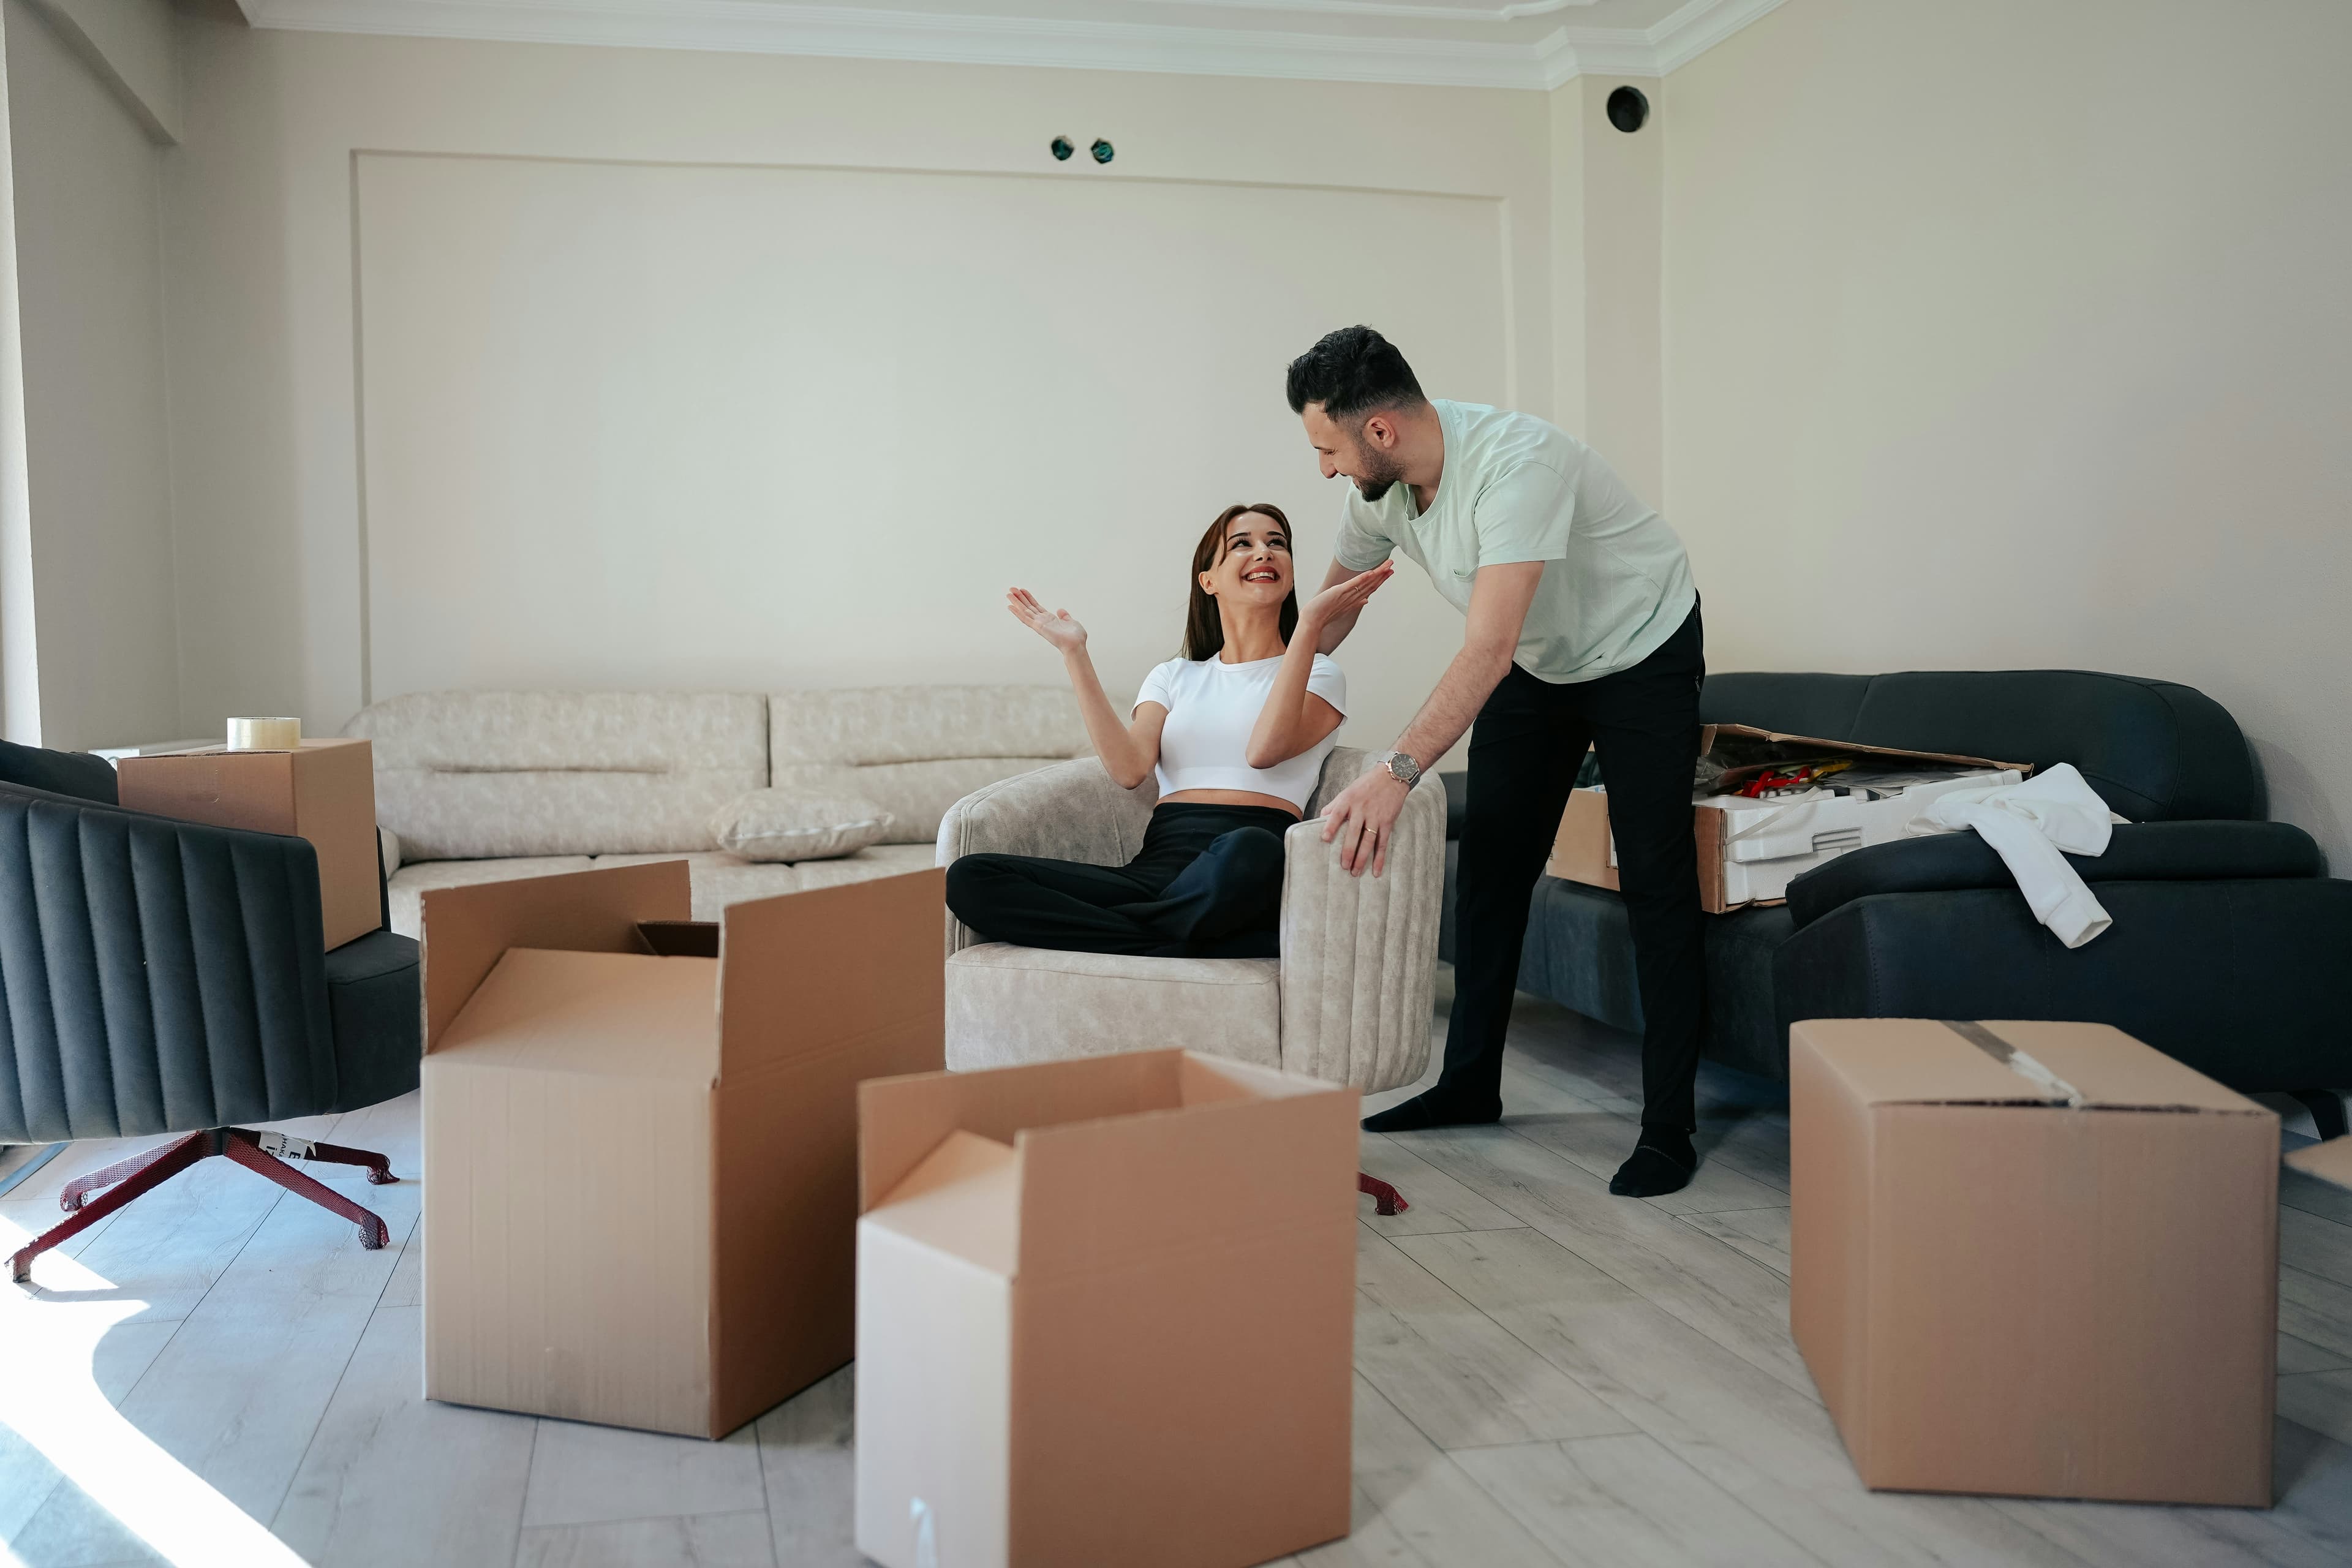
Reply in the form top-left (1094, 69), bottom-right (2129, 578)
top-left (1318, 764), bottom-right (1411, 877)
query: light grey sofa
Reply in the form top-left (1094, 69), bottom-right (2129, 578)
top-left (344, 687), bottom-right (1085, 935)
top-left (937, 747), bottom-right (1446, 1091)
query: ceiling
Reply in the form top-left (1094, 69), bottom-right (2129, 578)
top-left (232, 0), bottom-right (1787, 89)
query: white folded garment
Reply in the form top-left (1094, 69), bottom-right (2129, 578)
top-left (1907, 763), bottom-right (2125, 949)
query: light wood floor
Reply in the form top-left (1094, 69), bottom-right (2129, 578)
top-left (4, 971), bottom-right (2350, 1567)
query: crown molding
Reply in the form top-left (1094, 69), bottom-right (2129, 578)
top-left (1648, 0), bottom-right (1782, 74)
top-left (236, 0), bottom-right (1785, 91)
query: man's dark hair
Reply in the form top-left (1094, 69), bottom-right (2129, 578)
top-left (1284, 326), bottom-right (1425, 420)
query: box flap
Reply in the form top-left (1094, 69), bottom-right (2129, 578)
top-left (1788, 1019), bottom-right (2263, 1113)
top-left (434, 947), bottom-right (718, 1080)
top-left (1014, 1077), bottom-right (1359, 1284)
top-left (715, 869), bottom-right (944, 1080)
top-left (862, 1129), bottom-right (1019, 1276)
top-left (1705, 723), bottom-right (2032, 777)
top-left (2286, 1135), bottom-right (2352, 1193)
top-left (420, 861), bottom-right (692, 1051)
top-left (859, 1051), bottom-right (1182, 1214)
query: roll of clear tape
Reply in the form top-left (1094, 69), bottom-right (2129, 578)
top-left (226, 717), bottom-right (301, 752)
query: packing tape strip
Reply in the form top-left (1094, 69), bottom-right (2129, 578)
top-left (1942, 1020), bottom-right (2084, 1108)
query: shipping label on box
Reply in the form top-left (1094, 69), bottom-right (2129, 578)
top-left (854, 1050), bottom-right (1360, 1568)
top-left (1789, 1018), bottom-right (2277, 1506)
top-left (420, 859), bottom-right (945, 1439)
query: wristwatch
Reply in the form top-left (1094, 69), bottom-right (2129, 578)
top-left (1378, 751), bottom-right (1423, 789)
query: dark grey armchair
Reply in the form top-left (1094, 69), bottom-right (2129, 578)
top-left (0, 740), bottom-right (422, 1283)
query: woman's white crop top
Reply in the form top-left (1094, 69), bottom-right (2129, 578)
top-left (1133, 654), bottom-right (1348, 810)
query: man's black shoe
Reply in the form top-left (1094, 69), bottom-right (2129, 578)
top-left (1362, 1090), bottom-right (1502, 1134)
top-left (1608, 1128), bottom-right (1696, 1197)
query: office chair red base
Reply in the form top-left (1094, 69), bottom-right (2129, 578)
top-left (1358, 1171), bottom-right (1409, 1216)
top-left (11, 1127), bottom-right (396, 1284)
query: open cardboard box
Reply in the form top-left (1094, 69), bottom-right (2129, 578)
top-left (1548, 724), bottom-right (2032, 913)
top-left (118, 737), bottom-right (383, 949)
top-left (854, 1050), bottom-right (1360, 1568)
top-left (1790, 1017), bottom-right (2277, 1505)
top-left (419, 859), bottom-right (944, 1438)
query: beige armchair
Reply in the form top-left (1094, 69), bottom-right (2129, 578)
top-left (935, 747), bottom-right (1444, 1097)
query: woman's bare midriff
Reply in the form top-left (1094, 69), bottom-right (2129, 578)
top-left (1162, 788), bottom-right (1304, 818)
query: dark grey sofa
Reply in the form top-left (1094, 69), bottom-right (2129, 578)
top-left (1438, 669), bottom-right (2352, 1098)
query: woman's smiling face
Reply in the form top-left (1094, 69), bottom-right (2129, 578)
top-left (1200, 510), bottom-right (1292, 609)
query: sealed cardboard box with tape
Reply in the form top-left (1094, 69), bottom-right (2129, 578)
top-left (118, 737), bottom-right (383, 949)
top-left (419, 860), bottom-right (944, 1439)
top-left (854, 1050), bottom-right (1360, 1568)
top-left (1790, 1018), bottom-right (2277, 1506)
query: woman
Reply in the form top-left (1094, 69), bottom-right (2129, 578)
top-left (946, 502), bottom-right (1392, 959)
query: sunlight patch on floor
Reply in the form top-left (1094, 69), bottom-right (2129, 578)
top-left (0, 1244), bottom-right (308, 1568)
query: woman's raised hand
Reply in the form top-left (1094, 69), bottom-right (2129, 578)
top-left (1007, 587), bottom-right (1088, 654)
top-left (1300, 560), bottom-right (1395, 628)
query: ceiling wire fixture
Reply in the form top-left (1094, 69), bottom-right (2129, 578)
top-left (1091, 138), bottom-right (1115, 165)
top-left (1050, 135), bottom-right (1074, 160)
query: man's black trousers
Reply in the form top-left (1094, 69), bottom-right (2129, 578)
top-left (1438, 603), bottom-right (1707, 1129)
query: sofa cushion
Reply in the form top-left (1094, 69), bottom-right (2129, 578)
top-left (709, 788), bottom-right (893, 862)
top-left (1785, 820), bottom-right (2327, 931)
top-left (790, 842), bottom-right (940, 892)
top-left (387, 855), bottom-right (594, 938)
top-left (588, 851), bottom-right (800, 922)
top-left (323, 929), bottom-right (423, 1114)
top-left (347, 691), bottom-right (768, 859)
top-left (944, 944), bottom-right (1281, 1072)
top-left (771, 686), bottom-right (1085, 844)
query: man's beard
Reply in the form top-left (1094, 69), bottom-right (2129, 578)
top-left (1351, 447), bottom-right (1406, 503)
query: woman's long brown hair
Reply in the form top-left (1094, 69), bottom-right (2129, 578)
top-left (1182, 503), bottom-right (1299, 660)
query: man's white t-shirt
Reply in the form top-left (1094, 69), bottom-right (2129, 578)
top-left (1333, 399), bottom-right (1697, 684)
top-left (1134, 654), bottom-right (1348, 810)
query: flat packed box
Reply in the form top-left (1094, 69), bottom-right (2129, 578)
top-left (118, 737), bottom-right (382, 949)
top-left (1790, 1017), bottom-right (2277, 1505)
top-left (2286, 1135), bottom-right (2352, 1192)
top-left (420, 860), bottom-right (944, 1438)
top-left (855, 1050), bottom-right (1359, 1568)
top-left (1548, 725), bottom-right (2027, 913)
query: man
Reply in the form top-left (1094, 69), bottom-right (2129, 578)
top-left (1290, 325), bottom-right (1706, 1197)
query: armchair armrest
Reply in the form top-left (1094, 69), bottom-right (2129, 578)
top-left (1786, 820), bottom-right (2324, 930)
top-left (935, 758), bottom-right (1156, 954)
top-left (1276, 763), bottom-right (1446, 1090)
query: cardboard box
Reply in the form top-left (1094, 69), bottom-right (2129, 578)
top-left (1790, 1018), bottom-right (2277, 1505)
top-left (420, 859), bottom-right (944, 1438)
top-left (2286, 1135), bottom-right (2352, 1193)
top-left (854, 1050), bottom-right (1359, 1568)
top-left (1546, 725), bottom-right (2028, 913)
top-left (118, 737), bottom-right (382, 949)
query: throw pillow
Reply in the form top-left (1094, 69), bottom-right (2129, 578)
top-left (709, 788), bottom-right (894, 863)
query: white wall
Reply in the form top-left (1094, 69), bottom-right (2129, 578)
top-left (164, 21), bottom-right (1558, 758)
top-left (356, 153), bottom-right (1504, 725)
top-left (1661, 0), bottom-right (2352, 864)
top-left (5, 0), bottom-right (179, 750)
top-left (29, 0), bottom-right (179, 140)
